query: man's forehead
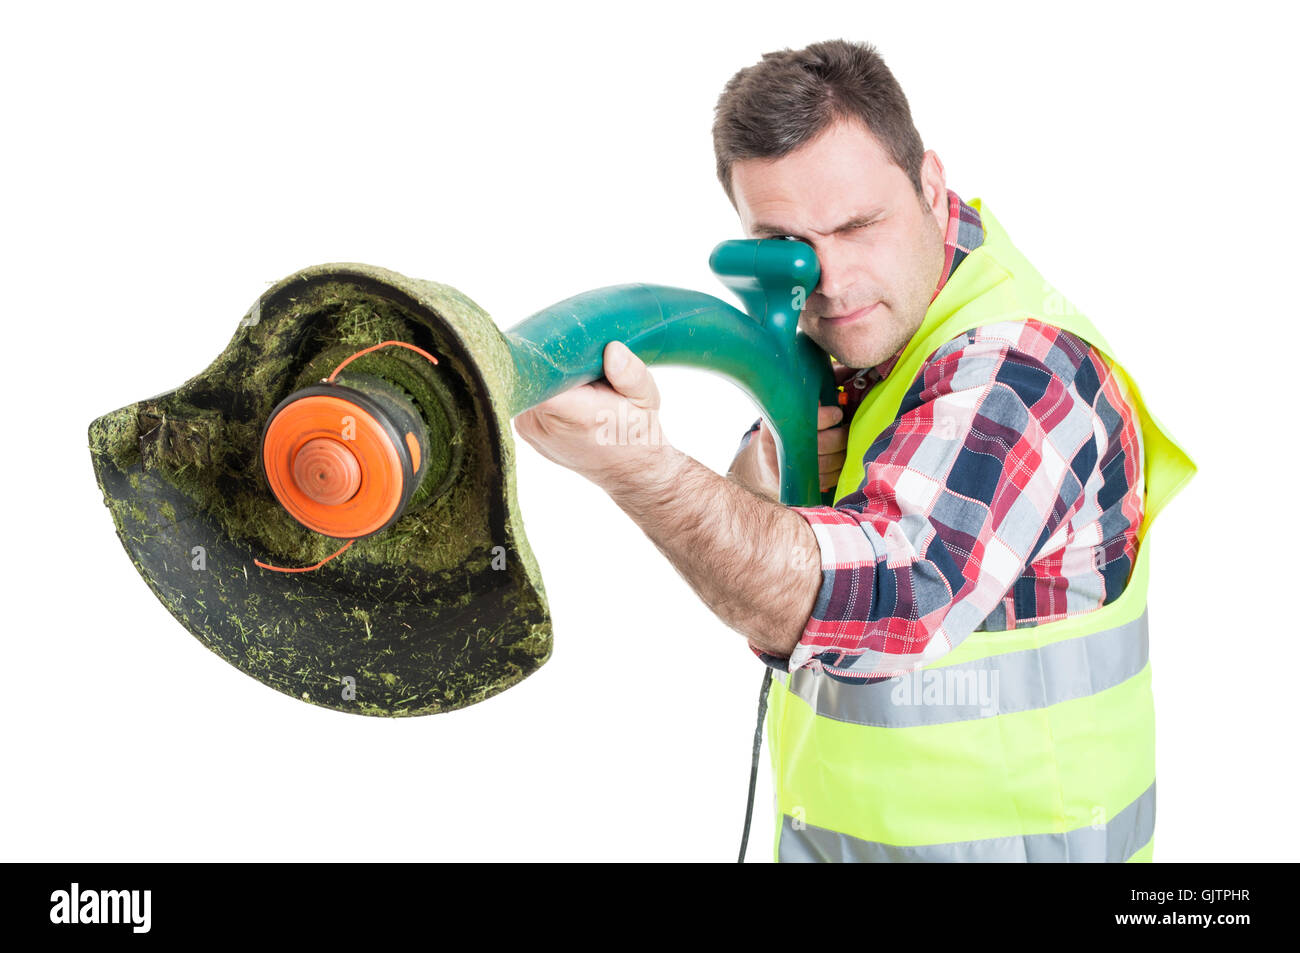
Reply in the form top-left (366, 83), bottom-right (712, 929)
top-left (738, 183), bottom-right (890, 239)
top-left (732, 119), bottom-right (900, 235)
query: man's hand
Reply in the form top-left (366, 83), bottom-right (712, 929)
top-left (727, 360), bottom-right (856, 501)
top-left (516, 337), bottom-right (824, 657)
top-left (514, 339), bottom-right (679, 489)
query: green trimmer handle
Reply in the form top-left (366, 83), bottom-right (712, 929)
top-left (504, 239), bottom-right (838, 507)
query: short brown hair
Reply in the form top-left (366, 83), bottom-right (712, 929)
top-left (712, 38), bottom-right (926, 207)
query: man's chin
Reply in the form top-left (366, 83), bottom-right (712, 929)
top-left (808, 310), bottom-right (889, 365)
top-left (815, 331), bottom-right (879, 369)
top-left (819, 311), bottom-right (918, 368)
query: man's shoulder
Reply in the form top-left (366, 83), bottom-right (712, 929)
top-left (925, 319), bottom-right (1101, 376)
top-left (910, 318), bottom-right (1110, 411)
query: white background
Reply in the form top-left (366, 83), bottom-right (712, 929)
top-left (2, 1), bottom-right (1294, 862)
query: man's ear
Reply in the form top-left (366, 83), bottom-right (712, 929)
top-left (919, 150), bottom-right (947, 226)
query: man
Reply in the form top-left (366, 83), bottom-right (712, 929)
top-left (514, 39), bottom-right (1194, 862)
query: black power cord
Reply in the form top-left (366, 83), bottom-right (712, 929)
top-left (737, 666), bottom-right (773, 862)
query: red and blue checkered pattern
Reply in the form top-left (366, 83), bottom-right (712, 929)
top-left (740, 193), bottom-right (1144, 679)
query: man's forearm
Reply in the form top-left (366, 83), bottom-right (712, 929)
top-left (595, 443), bottom-right (823, 657)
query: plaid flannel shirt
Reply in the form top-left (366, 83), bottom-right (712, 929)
top-left (737, 190), bottom-right (1144, 679)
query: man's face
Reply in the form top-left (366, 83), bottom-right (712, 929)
top-left (731, 118), bottom-right (949, 369)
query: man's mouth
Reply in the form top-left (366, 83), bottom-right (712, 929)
top-left (821, 301), bottom-right (880, 326)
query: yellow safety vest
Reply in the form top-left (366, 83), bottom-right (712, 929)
top-left (765, 199), bottom-right (1196, 862)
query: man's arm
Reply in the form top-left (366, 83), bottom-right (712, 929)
top-left (513, 340), bottom-right (823, 656)
top-left (515, 329), bottom-right (1105, 674)
top-left (601, 442), bottom-right (824, 657)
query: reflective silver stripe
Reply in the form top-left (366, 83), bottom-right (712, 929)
top-left (779, 781), bottom-right (1155, 863)
top-left (778, 608), bottom-right (1148, 727)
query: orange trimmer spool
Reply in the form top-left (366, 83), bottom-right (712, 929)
top-left (262, 372), bottom-right (431, 539)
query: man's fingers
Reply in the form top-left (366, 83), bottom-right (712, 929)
top-left (818, 403), bottom-right (845, 430)
top-left (603, 340), bottom-right (660, 408)
top-left (819, 450), bottom-right (847, 476)
top-left (819, 427), bottom-right (848, 455)
top-left (820, 467), bottom-right (846, 491)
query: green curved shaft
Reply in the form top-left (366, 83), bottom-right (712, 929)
top-left (503, 239), bottom-right (838, 507)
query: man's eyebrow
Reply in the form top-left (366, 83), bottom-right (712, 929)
top-left (752, 208), bottom-right (886, 239)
